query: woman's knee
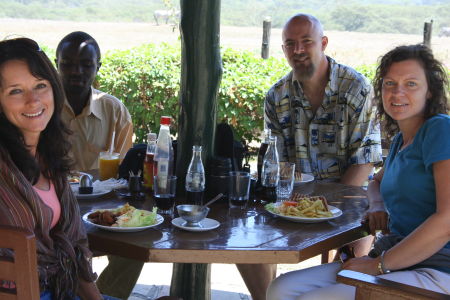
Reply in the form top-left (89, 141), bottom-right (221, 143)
top-left (266, 271), bottom-right (303, 300)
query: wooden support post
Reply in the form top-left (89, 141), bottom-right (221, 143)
top-left (423, 20), bottom-right (433, 48)
top-left (171, 0), bottom-right (222, 299)
top-left (170, 263), bottom-right (212, 300)
top-left (261, 16), bottom-right (271, 59)
top-left (176, 0), bottom-right (222, 194)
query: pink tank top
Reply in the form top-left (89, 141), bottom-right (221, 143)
top-left (33, 182), bottom-right (61, 228)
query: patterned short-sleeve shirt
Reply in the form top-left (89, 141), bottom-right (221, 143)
top-left (264, 57), bottom-right (382, 180)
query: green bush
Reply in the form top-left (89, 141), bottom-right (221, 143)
top-left (96, 43), bottom-right (181, 143)
top-left (218, 48), bottom-right (289, 142)
top-left (93, 43), bottom-right (382, 144)
top-left (96, 44), bottom-right (290, 143)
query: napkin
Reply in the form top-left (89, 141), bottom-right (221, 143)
top-left (92, 178), bottom-right (128, 191)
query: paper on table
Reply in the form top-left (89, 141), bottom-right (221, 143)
top-left (92, 178), bottom-right (128, 191)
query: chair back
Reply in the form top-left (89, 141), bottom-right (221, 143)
top-left (0, 225), bottom-right (40, 300)
top-left (215, 123), bottom-right (246, 171)
top-left (118, 143), bottom-right (147, 180)
top-left (337, 270), bottom-right (450, 300)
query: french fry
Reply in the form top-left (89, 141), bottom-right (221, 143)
top-left (277, 194), bottom-right (333, 218)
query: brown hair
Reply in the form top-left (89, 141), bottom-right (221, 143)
top-left (373, 44), bottom-right (449, 139)
top-left (0, 37), bottom-right (72, 183)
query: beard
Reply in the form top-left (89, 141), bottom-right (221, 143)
top-left (291, 54), bottom-right (316, 81)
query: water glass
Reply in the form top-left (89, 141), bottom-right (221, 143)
top-left (228, 171), bottom-right (251, 208)
top-left (276, 162), bottom-right (295, 201)
top-left (153, 175), bottom-right (177, 215)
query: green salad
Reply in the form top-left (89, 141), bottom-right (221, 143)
top-left (114, 206), bottom-right (158, 227)
top-left (264, 203), bottom-right (277, 214)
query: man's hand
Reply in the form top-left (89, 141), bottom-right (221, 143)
top-left (363, 209), bottom-right (389, 235)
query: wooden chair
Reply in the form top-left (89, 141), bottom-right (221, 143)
top-left (0, 225), bottom-right (40, 300)
top-left (337, 269), bottom-right (450, 300)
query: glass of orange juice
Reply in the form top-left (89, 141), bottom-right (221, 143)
top-left (99, 151), bottom-right (120, 180)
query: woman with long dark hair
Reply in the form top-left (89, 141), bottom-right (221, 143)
top-left (0, 37), bottom-right (106, 300)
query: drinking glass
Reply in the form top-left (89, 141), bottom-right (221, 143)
top-left (99, 151), bottom-right (120, 180)
top-left (276, 162), bottom-right (295, 201)
top-left (153, 175), bottom-right (177, 215)
top-left (228, 171), bottom-right (251, 208)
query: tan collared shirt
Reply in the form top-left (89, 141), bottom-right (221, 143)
top-left (62, 88), bottom-right (133, 171)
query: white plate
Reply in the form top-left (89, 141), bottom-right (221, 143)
top-left (82, 211), bottom-right (164, 232)
top-left (266, 203), bottom-right (342, 223)
top-left (294, 173), bottom-right (314, 184)
top-left (71, 183), bottom-right (112, 199)
top-left (171, 217), bottom-right (220, 232)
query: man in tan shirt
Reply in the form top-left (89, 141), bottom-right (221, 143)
top-left (56, 31), bottom-right (140, 299)
top-left (57, 31), bottom-right (133, 172)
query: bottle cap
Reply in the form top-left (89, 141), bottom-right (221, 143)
top-left (160, 116), bottom-right (171, 125)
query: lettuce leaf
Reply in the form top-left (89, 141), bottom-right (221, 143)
top-left (115, 207), bottom-right (157, 227)
top-left (264, 203), bottom-right (277, 213)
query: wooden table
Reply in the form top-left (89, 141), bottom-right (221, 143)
top-left (79, 181), bottom-right (369, 299)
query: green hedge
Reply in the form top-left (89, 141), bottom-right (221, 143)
top-left (95, 43), bottom-right (380, 144)
top-left (95, 43), bottom-right (181, 144)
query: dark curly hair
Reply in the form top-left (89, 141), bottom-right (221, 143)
top-left (0, 38), bottom-right (72, 184)
top-left (373, 44), bottom-right (449, 139)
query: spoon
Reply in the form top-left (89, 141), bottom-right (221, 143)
top-left (201, 193), bottom-right (223, 210)
top-left (183, 193), bottom-right (224, 217)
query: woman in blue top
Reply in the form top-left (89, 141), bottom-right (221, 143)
top-left (267, 44), bottom-right (450, 299)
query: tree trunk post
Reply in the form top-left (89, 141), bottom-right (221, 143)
top-left (423, 20), bottom-right (433, 48)
top-left (261, 16), bottom-right (271, 59)
top-left (171, 0), bottom-right (222, 299)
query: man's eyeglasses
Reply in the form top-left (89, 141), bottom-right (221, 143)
top-left (0, 37), bottom-right (42, 52)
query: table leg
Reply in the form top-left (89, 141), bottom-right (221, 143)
top-left (170, 263), bottom-right (211, 300)
top-left (321, 250), bottom-right (336, 264)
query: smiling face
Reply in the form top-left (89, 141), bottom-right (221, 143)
top-left (56, 41), bottom-right (100, 96)
top-left (382, 59), bottom-right (431, 127)
top-left (282, 16), bottom-right (328, 80)
top-left (0, 59), bottom-right (54, 146)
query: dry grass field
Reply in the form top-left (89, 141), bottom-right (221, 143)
top-left (1, 18), bottom-right (449, 68)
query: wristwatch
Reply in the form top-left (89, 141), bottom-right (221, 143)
top-left (377, 250), bottom-right (391, 274)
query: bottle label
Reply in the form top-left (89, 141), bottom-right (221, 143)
top-left (186, 172), bottom-right (205, 191)
top-left (158, 161), bottom-right (168, 175)
top-left (156, 161), bottom-right (169, 190)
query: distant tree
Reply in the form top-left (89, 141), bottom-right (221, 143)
top-left (330, 6), bottom-right (369, 31)
top-left (1, 0), bottom-right (449, 35)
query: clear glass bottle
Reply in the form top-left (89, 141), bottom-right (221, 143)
top-left (257, 128), bottom-right (271, 186)
top-left (154, 116), bottom-right (174, 190)
top-left (261, 135), bottom-right (279, 202)
top-left (143, 132), bottom-right (157, 191)
top-left (185, 145), bottom-right (205, 205)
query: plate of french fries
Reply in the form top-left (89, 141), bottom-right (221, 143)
top-left (264, 194), bottom-right (342, 223)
